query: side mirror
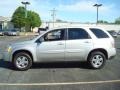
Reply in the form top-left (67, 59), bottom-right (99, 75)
top-left (36, 37), bottom-right (44, 43)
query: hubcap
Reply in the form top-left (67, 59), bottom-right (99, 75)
top-left (91, 55), bottom-right (104, 68)
top-left (16, 56), bottom-right (29, 69)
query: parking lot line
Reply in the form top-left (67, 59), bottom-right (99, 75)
top-left (0, 79), bottom-right (120, 86)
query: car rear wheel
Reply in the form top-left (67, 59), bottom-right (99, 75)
top-left (88, 51), bottom-right (106, 69)
top-left (13, 52), bottom-right (32, 71)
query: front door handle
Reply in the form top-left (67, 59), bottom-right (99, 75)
top-left (84, 41), bottom-right (90, 43)
top-left (58, 43), bottom-right (64, 45)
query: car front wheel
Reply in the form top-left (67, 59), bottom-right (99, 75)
top-left (13, 52), bottom-right (32, 71)
top-left (88, 51), bottom-right (106, 69)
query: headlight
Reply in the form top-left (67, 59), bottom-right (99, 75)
top-left (7, 46), bottom-right (12, 52)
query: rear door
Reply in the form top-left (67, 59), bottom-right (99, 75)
top-left (65, 28), bottom-right (93, 61)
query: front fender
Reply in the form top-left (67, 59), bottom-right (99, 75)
top-left (11, 45), bottom-right (37, 62)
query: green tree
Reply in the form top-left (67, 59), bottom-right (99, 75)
top-left (27, 11), bottom-right (41, 31)
top-left (115, 17), bottom-right (120, 24)
top-left (11, 6), bottom-right (42, 32)
top-left (98, 20), bottom-right (108, 24)
top-left (11, 6), bottom-right (26, 29)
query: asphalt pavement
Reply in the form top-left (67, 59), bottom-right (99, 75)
top-left (0, 36), bottom-right (120, 90)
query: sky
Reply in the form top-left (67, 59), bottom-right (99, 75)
top-left (0, 0), bottom-right (120, 23)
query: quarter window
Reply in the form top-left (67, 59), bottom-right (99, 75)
top-left (90, 28), bottom-right (109, 38)
top-left (68, 28), bottom-right (91, 40)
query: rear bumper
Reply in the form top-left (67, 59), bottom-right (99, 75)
top-left (109, 55), bottom-right (116, 60)
top-left (0, 33), bottom-right (3, 35)
top-left (108, 48), bottom-right (116, 60)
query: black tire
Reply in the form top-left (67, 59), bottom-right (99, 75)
top-left (88, 51), bottom-right (106, 69)
top-left (13, 52), bottom-right (32, 71)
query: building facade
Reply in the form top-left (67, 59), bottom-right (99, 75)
top-left (32, 21), bottom-right (120, 32)
top-left (0, 16), bottom-right (14, 30)
top-left (0, 16), bottom-right (120, 32)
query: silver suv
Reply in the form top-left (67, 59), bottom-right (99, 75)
top-left (4, 27), bottom-right (116, 70)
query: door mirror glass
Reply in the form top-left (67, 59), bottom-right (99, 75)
top-left (40, 37), bottom-right (44, 42)
top-left (36, 37), bottom-right (44, 43)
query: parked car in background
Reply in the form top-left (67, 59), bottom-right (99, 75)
top-left (117, 31), bottom-right (120, 35)
top-left (0, 30), bottom-right (4, 36)
top-left (108, 30), bottom-right (117, 38)
top-left (4, 30), bottom-right (9, 35)
top-left (4, 29), bottom-right (19, 36)
top-left (38, 28), bottom-right (47, 35)
top-left (4, 26), bottom-right (116, 70)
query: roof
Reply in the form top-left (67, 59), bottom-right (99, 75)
top-left (49, 25), bottom-right (104, 30)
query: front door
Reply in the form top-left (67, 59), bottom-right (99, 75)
top-left (37, 29), bottom-right (66, 61)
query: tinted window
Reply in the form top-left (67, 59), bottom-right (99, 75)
top-left (90, 28), bottom-right (109, 38)
top-left (44, 29), bottom-right (65, 41)
top-left (68, 28), bottom-right (90, 40)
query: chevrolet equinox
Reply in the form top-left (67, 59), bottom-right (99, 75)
top-left (4, 27), bottom-right (116, 70)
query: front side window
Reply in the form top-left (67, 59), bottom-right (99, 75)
top-left (90, 28), bottom-right (109, 38)
top-left (43, 29), bottom-right (65, 41)
top-left (68, 28), bottom-right (91, 40)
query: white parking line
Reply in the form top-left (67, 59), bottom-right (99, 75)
top-left (0, 79), bottom-right (120, 86)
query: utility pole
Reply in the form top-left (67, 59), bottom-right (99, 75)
top-left (21, 1), bottom-right (30, 32)
top-left (21, 1), bottom-right (30, 18)
top-left (50, 8), bottom-right (57, 28)
top-left (93, 4), bottom-right (102, 24)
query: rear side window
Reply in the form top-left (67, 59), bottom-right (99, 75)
top-left (68, 28), bottom-right (91, 40)
top-left (90, 28), bottom-right (109, 38)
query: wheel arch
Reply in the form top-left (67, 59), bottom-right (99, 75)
top-left (12, 50), bottom-right (33, 62)
top-left (87, 48), bottom-right (108, 61)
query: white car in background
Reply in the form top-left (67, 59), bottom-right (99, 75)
top-left (0, 30), bottom-right (4, 36)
